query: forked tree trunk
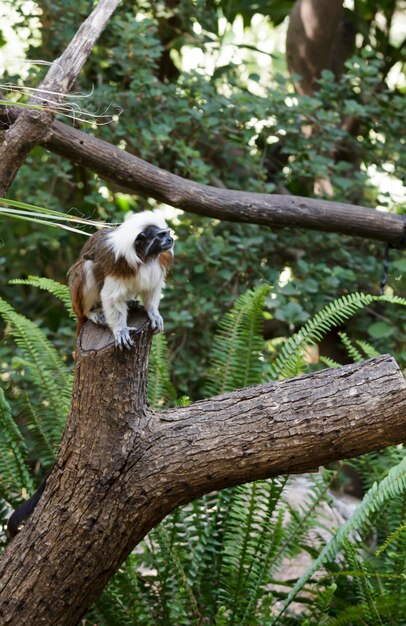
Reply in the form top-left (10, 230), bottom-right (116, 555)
top-left (0, 310), bottom-right (406, 625)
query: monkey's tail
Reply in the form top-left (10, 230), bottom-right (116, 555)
top-left (7, 479), bottom-right (47, 538)
top-left (76, 316), bottom-right (86, 337)
top-left (68, 261), bottom-right (87, 337)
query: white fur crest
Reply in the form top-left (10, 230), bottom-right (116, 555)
top-left (107, 209), bottom-right (169, 267)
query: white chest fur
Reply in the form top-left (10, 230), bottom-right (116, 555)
top-left (102, 258), bottom-right (165, 304)
top-left (137, 258), bottom-right (165, 292)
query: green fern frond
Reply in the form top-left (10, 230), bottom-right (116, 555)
top-left (268, 293), bottom-right (406, 380)
top-left (273, 454), bottom-right (406, 623)
top-left (10, 276), bottom-right (75, 318)
top-left (0, 387), bottom-right (33, 497)
top-left (374, 489), bottom-right (406, 620)
top-left (187, 488), bottom-right (235, 612)
top-left (343, 540), bottom-right (380, 626)
top-left (324, 597), bottom-right (396, 626)
top-left (350, 447), bottom-right (405, 493)
top-left (148, 334), bottom-right (177, 408)
top-left (176, 395), bottom-right (191, 407)
top-left (206, 285), bottom-right (270, 397)
top-left (217, 478), bottom-right (288, 623)
top-left (303, 582), bottom-right (337, 625)
top-left (380, 294), bottom-right (406, 306)
top-left (339, 332), bottom-right (363, 362)
top-left (376, 519), bottom-right (406, 559)
top-left (147, 523), bottom-right (202, 623)
top-left (319, 356), bottom-right (342, 369)
top-left (0, 297), bottom-right (71, 426)
top-left (241, 507), bottom-right (285, 624)
top-left (355, 339), bottom-right (380, 360)
top-left (92, 558), bottom-right (157, 626)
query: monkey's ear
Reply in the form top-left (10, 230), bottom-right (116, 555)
top-left (135, 232), bottom-right (146, 242)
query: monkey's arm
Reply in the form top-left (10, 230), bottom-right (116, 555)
top-left (100, 276), bottom-right (135, 349)
top-left (141, 282), bottom-right (164, 333)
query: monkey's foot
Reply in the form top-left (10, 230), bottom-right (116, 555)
top-left (114, 327), bottom-right (134, 350)
top-left (148, 311), bottom-right (164, 334)
top-left (88, 308), bottom-right (106, 325)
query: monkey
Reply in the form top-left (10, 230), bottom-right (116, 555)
top-left (69, 209), bottom-right (174, 349)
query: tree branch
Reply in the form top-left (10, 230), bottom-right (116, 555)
top-left (0, 0), bottom-right (121, 195)
top-left (0, 105), bottom-right (404, 245)
top-left (0, 313), bottom-right (405, 625)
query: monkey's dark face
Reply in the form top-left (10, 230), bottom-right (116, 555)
top-left (135, 225), bottom-right (174, 260)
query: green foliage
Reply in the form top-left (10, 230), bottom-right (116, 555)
top-left (148, 334), bottom-right (177, 408)
top-left (205, 285), bottom-right (269, 396)
top-left (0, 386), bottom-right (33, 499)
top-left (0, 293), bottom-right (71, 532)
top-left (268, 293), bottom-right (406, 380)
top-left (9, 276), bottom-right (75, 319)
top-left (274, 453), bottom-right (406, 623)
top-left (0, 296), bottom-right (71, 424)
top-left (1, 0), bottom-right (406, 621)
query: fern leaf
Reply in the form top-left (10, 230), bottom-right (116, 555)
top-left (268, 292), bottom-right (406, 380)
top-left (339, 332), bottom-right (363, 362)
top-left (0, 297), bottom-right (71, 427)
top-left (217, 478), bottom-right (288, 622)
top-left (273, 454), bottom-right (406, 622)
top-left (148, 524), bottom-right (202, 623)
top-left (20, 395), bottom-right (60, 463)
top-left (148, 334), bottom-right (177, 408)
top-left (376, 522), bottom-right (406, 558)
top-left (206, 285), bottom-right (270, 397)
top-left (355, 339), bottom-right (381, 360)
top-left (0, 386), bottom-right (33, 497)
top-left (343, 540), bottom-right (380, 626)
top-left (10, 276), bottom-right (75, 318)
top-left (319, 356), bottom-right (342, 369)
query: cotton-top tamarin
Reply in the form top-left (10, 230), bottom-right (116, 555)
top-left (68, 210), bottom-right (174, 348)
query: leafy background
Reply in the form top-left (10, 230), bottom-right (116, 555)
top-left (0, 0), bottom-right (405, 623)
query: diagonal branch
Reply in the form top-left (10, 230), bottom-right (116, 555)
top-left (0, 314), bottom-right (405, 625)
top-left (0, 0), bottom-right (121, 196)
top-left (42, 120), bottom-right (406, 246)
top-left (0, 103), bottom-right (404, 245)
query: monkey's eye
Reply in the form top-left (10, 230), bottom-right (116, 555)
top-left (158, 230), bottom-right (170, 239)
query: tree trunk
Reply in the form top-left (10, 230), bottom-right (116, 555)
top-left (286, 0), bottom-right (354, 95)
top-left (286, 0), bottom-right (361, 198)
top-left (0, 310), bottom-right (405, 625)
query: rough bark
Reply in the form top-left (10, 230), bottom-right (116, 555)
top-left (0, 0), bottom-right (121, 196)
top-left (0, 107), bottom-right (404, 247)
top-left (286, 0), bottom-right (354, 95)
top-left (0, 310), bottom-right (405, 625)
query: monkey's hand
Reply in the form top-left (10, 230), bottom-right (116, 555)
top-left (114, 327), bottom-right (134, 350)
top-left (148, 310), bottom-right (164, 334)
